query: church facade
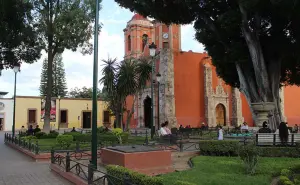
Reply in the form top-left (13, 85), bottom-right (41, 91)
top-left (123, 14), bottom-right (300, 128)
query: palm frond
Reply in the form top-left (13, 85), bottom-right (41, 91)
top-left (136, 57), bottom-right (152, 89)
top-left (117, 58), bottom-right (138, 98)
top-left (100, 57), bottom-right (117, 95)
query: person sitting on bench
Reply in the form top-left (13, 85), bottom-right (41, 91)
top-left (160, 121), bottom-right (171, 136)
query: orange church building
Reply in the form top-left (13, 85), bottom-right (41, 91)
top-left (123, 14), bottom-right (300, 129)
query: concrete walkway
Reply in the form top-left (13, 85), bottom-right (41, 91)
top-left (0, 132), bottom-right (72, 185)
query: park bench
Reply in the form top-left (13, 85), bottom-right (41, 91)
top-left (256, 133), bottom-right (300, 146)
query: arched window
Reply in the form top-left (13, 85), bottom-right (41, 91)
top-left (142, 34), bottom-right (148, 52)
top-left (128, 35), bottom-right (131, 51)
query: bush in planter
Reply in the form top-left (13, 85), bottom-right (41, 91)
top-left (56, 135), bottom-right (73, 149)
top-left (199, 140), bottom-right (240, 156)
top-left (106, 165), bottom-right (163, 185)
top-left (239, 144), bottom-right (259, 175)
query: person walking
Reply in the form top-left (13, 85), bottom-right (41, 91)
top-left (218, 126), bottom-right (224, 140)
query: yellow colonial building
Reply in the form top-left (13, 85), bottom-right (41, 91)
top-left (0, 96), bottom-right (114, 131)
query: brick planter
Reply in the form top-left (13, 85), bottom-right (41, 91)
top-left (101, 147), bottom-right (174, 176)
top-left (5, 142), bottom-right (51, 162)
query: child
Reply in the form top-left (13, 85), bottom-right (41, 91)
top-left (218, 126), bottom-right (224, 140)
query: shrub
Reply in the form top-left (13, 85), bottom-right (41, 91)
top-left (46, 131), bottom-right (59, 138)
top-left (199, 140), bottom-right (240, 156)
top-left (35, 132), bottom-right (46, 139)
top-left (97, 126), bottom-right (110, 133)
top-left (22, 136), bottom-right (37, 141)
top-left (281, 169), bottom-right (293, 177)
top-left (112, 128), bottom-right (123, 144)
top-left (280, 176), bottom-right (294, 185)
top-left (239, 144), bottom-right (259, 175)
top-left (106, 165), bottom-right (163, 185)
top-left (174, 181), bottom-right (196, 185)
top-left (64, 132), bottom-right (83, 141)
top-left (56, 135), bottom-right (73, 149)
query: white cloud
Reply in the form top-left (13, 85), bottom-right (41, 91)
top-left (181, 24), bottom-right (205, 53)
top-left (0, 27), bottom-right (124, 97)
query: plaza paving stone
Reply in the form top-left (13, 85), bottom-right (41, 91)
top-left (0, 132), bottom-right (72, 185)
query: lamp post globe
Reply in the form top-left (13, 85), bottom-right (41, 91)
top-left (13, 65), bottom-right (20, 73)
top-left (149, 42), bottom-right (157, 57)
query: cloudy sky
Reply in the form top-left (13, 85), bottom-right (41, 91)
top-left (0, 0), bottom-right (204, 97)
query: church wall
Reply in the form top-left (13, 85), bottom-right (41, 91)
top-left (173, 51), bottom-right (207, 127)
top-left (123, 95), bottom-right (137, 128)
top-left (284, 86), bottom-right (300, 125)
top-left (241, 94), bottom-right (254, 126)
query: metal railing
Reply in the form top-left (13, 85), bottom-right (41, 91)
top-left (51, 150), bottom-right (135, 185)
top-left (4, 133), bottom-right (40, 154)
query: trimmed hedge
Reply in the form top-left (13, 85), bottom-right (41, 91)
top-left (259, 147), bottom-right (300, 158)
top-left (106, 165), bottom-right (164, 185)
top-left (64, 132), bottom-right (130, 144)
top-left (35, 131), bottom-right (59, 139)
top-left (199, 140), bottom-right (300, 158)
top-left (199, 140), bottom-right (240, 156)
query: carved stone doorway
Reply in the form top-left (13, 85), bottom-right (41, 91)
top-left (144, 96), bottom-right (152, 128)
top-left (215, 103), bottom-right (226, 126)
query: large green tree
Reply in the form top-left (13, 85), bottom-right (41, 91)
top-left (40, 54), bottom-right (67, 97)
top-left (114, 0), bottom-right (300, 128)
top-left (0, 0), bottom-right (41, 74)
top-left (68, 86), bottom-right (103, 98)
top-left (30, 0), bottom-right (101, 132)
top-left (100, 57), bottom-right (152, 129)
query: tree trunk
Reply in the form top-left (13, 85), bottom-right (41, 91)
top-left (238, 4), bottom-right (283, 129)
top-left (43, 0), bottom-right (54, 133)
top-left (236, 63), bottom-right (259, 124)
top-left (44, 49), bottom-right (53, 133)
top-left (239, 4), bottom-right (272, 102)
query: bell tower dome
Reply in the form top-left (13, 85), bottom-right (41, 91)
top-left (123, 14), bottom-right (155, 58)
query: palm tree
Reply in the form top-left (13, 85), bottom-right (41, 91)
top-left (100, 57), bottom-right (152, 128)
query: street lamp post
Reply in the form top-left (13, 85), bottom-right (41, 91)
top-left (58, 95), bottom-right (61, 131)
top-left (156, 73), bottom-right (161, 129)
top-left (149, 42), bottom-right (157, 139)
top-left (91, 0), bottom-right (100, 168)
top-left (12, 63), bottom-right (20, 137)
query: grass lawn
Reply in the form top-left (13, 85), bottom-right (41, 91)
top-left (162, 156), bottom-right (300, 185)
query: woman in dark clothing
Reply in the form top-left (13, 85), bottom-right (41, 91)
top-left (27, 125), bottom-right (34, 136)
top-left (258, 121), bottom-right (272, 133)
top-left (279, 122), bottom-right (289, 145)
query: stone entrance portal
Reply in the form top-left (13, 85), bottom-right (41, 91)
top-left (215, 104), bottom-right (226, 126)
top-left (203, 62), bottom-right (244, 127)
